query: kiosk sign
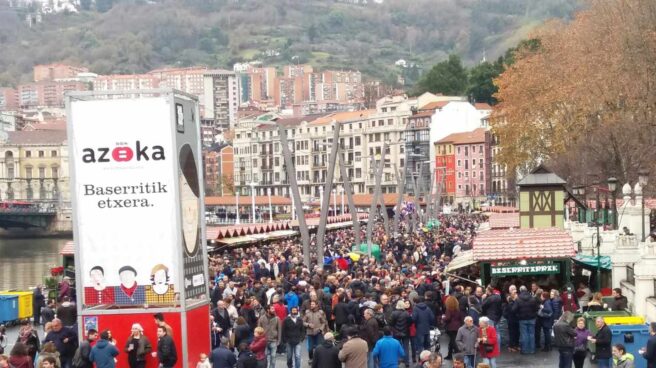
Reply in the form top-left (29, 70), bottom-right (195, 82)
top-left (491, 263), bottom-right (560, 276)
top-left (69, 97), bottom-right (180, 307)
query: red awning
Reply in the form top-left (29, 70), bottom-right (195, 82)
top-left (473, 227), bottom-right (575, 261)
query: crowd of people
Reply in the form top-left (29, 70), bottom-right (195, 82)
top-left (3, 208), bottom-right (656, 368)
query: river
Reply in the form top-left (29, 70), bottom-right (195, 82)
top-left (0, 238), bottom-right (70, 290)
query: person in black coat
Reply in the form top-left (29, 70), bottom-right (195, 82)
top-left (389, 300), bottom-right (411, 367)
top-left (511, 286), bottom-right (539, 354)
top-left (43, 319), bottom-right (78, 368)
top-left (211, 337), bottom-right (237, 368)
top-left (311, 333), bottom-right (341, 368)
top-left (589, 317), bottom-right (612, 368)
top-left (333, 295), bottom-right (351, 334)
top-left (412, 297), bottom-right (436, 355)
top-left (32, 285), bottom-right (45, 326)
top-left (641, 322), bottom-right (656, 368)
top-left (282, 307), bottom-right (305, 368)
top-left (154, 326), bottom-right (177, 368)
top-left (481, 287), bottom-right (503, 326)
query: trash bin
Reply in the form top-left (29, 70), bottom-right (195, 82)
top-left (0, 291), bottom-right (33, 321)
top-left (609, 324), bottom-right (650, 368)
top-left (583, 311), bottom-right (631, 353)
top-left (0, 295), bottom-right (19, 324)
top-left (604, 316), bottom-right (645, 326)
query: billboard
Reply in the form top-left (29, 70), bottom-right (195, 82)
top-left (173, 98), bottom-right (207, 302)
top-left (69, 97), bottom-right (181, 307)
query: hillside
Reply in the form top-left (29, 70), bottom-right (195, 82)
top-left (0, 0), bottom-right (581, 87)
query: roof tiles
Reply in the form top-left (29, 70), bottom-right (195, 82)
top-left (473, 227), bottom-right (575, 261)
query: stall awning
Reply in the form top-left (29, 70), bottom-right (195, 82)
top-left (572, 254), bottom-right (611, 270)
top-left (216, 236), bottom-right (258, 246)
top-left (446, 250), bottom-right (476, 272)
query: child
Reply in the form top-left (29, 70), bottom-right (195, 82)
top-left (196, 353), bottom-right (211, 368)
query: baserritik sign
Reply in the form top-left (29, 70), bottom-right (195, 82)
top-left (491, 263), bottom-right (560, 276)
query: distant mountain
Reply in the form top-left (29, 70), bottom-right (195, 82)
top-left (0, 0), bottom-right (582, 87)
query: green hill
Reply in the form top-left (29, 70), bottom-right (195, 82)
top-left (0, 0), bottom-right (581, 87)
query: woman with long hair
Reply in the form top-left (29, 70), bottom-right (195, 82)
top-left (442, 296), bottom-right (464, 361)
top-left (249, 327), bottom-right (267, 368)
top-left (36, 342), bottom-right (60, 368)
top-left (124, 323), bottom-right (152, 368)
top-left (8, 342), bottom-right (32, 368)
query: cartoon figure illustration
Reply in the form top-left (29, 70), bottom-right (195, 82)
top-left (83, 266), bottom-right (115, 306)
top-left (114, 265), bottom-right (145, 305)
top-left (179, 144), bottom-right (200, 256)
top-left (145, 264), bottom-right (175, 305)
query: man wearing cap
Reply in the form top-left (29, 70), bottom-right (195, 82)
top-left (115, 266), bottom-right (145, 305)
top-left (124, 323), bottom-right (152, 368)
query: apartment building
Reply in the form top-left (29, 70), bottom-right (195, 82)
top-left (231, 94), bottom-right (426, 201)
top-left (33, 63), bottom-right (88, 82)
top-left (92, 74), bottom-right (159, 91)
top-left (148, 66), bottom-right (207, 99)
top-left (203, 69), bottom-right (239, 132)
top-left (17, 80), bottom-right (89, 108)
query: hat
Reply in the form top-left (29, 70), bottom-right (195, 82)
top-left (396, 300), bottom-right (406, 310)
top-left (131, 323), bottom-right (144, 332)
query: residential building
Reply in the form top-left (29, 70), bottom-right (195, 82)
top-left (489, 132), bottom-right (516, 206)
top-left (92, 74), bottom-right (159, 91)
top-left (203, 70), bottom-right (239, 132)
top-left (434, 138), bottom-right (456, 204)
top-left (148, 66), bottom-right (207, 101)
top-left (17, 80), bottom-right (89, 108)
top-left (442, 128), bottom-right (491, 207)
top-left (33, 63), bottom-right (88, 82)
top-left (403, 110), bottom-right (432, 194)
top-left (274, 76), bottom-right (304, 108)
top-left (217, 145), bottom-right (234, 196)
top-left (0, 130), bottom-right (69, 202)
top-left (231, 94), bottom-right (429, 201)
top-left (0, 88), bottom-right (18, 110)
top-left (427, 100), bottom-right (491, 166)
top-left (203, 150), bottom-right (219, 195)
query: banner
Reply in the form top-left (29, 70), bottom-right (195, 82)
top-left (69, 97), bottom-right (180, 307)
top-left (490, 263), bottom-right (560, 277)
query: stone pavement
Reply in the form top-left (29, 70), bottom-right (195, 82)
top-left (1, 324), bottom-right (579, 367)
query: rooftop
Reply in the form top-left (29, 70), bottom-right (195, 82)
top-left (473, 227), bottom-right (576, 261)
top-left (7, 130), bottom-right (67, 145)
top-left (419, 101), bottom-right (450, 111)
top-left (308, 109), bottom-right (374, 126)
top-left (436, 127), bottom-right (487, 145)
top-left (517, 164), bottom-right (566, 187)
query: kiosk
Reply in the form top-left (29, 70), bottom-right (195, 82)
top-left (66, 90), bottom-right (210, 368)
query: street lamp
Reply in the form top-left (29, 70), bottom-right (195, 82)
top-left (250, 182), bottom-right (257, 223)
top-left (639, 169), bottom-right (650, 242)
top-left (607, 177), bottom-right (618, 230)
top-left (573, 186), bottom-right (586, 222)
top-left (268, 188), bottom-right (273, 224)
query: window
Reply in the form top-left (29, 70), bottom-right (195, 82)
top-left (480, 160), bottom-right (483, 169)
top-left (400, 158), bottom-right (404, 167)
top-left (25, 166), bottom-right (32, 179)
top-left (473, 159), bottom-right (476, 166)
top-left (627, 264), bottom-right (635, 285)
top-left (472, 145), bottom-right (476, 153)
top-left (51, 166), bottom-right (58, 179)
top-left (473, 171), bottom-right (476, 177)
top-left (39, 167), bottom-right (45, 178)
top-left (464, 146), bottom-right (468, 156)
top-left (458, 172), bottom-right (461, 178)
top-left (457, 147), bottom-right (460, 154)
top-left (382, 107), bottom-right (387, 112)
top-left (25, 151), bottom-right (31, 158)
top-left (387, 119), bottom-right (393, 125)
top-left (480, 145), bottom-right (483, 153)
top-left (38, 150), bottom-right (45, 158)
top-left (457, 160), bottom-right (461, 167)
top-left (465, 172), bottom-right (468, 178)
top-left (465, 160), bottom-right (468, 169)
top-left (480, 171), bottom-right (483, 178)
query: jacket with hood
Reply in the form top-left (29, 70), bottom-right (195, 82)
top-left (372, 335), bottom-right (406, 368)
top-left (389, 309), bottom-right (411, 338)
top-left (411, 303), bottom-right (436, 336)
top-left (89, 340), bottom-right (120, 368)
top-left (512, 291), bottom-right (539, 320)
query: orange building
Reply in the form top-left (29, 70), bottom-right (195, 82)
top-left (218, 145), bottom-right (234, 195)
top-left (33, 63), bottom-right (88, 82)
top-left (435, 139), bottom-right (456, 204)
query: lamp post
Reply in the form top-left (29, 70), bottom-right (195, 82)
top-left (250, 182), bottom-right (256, 223)
top-left (268, 188), bottom-right (273, 224)
top-left (607, 177), bottom-right (618, 230)
top-left (340, 186), bottom-right (345, 215)
top-left (639, 169), bottom-right (650, 242)
top-left (236, 190), bottom-right (240, 225)
top-left (573, 186), bottom-right (586, 223)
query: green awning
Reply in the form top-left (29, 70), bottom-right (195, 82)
top-left (572, 254), bottom-right (611, 270)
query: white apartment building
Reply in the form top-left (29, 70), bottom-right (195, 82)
top-left (231, 95), bottom-right (436, 202)
top-left (203, 70), bottom-right (239, 132)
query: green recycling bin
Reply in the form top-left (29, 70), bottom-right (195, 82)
top-left (583, 310), bottom-right (631, 354)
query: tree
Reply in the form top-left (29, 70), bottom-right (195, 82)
top-left (491, 0), bottom-right (656, 183)
top-left (412, 54), bottom-right (468, 96)
top-left (308, 24), bottom-right (318, 43)
top-left (466, 60), bottom-right (504, 104)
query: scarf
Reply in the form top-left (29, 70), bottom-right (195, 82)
top-left (19, 326), bottom-right (33, 344)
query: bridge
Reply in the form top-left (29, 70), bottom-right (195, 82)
top-left (0, 201), bottom-right (60, 229)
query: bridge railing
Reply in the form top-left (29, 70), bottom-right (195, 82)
top-left (0, 201), bottom-right (59, 214)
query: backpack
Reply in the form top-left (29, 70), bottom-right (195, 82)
top-left (72, 347), bottom-right (85, 368)
top-left (237, 351), bottom-right (258, 368)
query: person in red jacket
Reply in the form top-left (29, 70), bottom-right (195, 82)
top-left (478, 316), bottom-right (499, 368)
top-left (250, 327), bottom-right (267, 368)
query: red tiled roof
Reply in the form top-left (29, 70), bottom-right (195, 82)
top-left (291, 213), bottom-right (369, 227)
top-left (473, 228), bottom-right (575, 261)
top-left (488, 212), bottom-right (520, 229)
top-left (410, 111), bottom-right (434, 118)
top-left (420, 101), bottom-right (450, 111)
top-left (7, 130), bottom-right (67, 145)
top-left (436, 128), bottom-right (487, 145)
top-left (208, 222), bottom-right (292, 239)
top-left (474, 103), bottom-right (492, 110)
